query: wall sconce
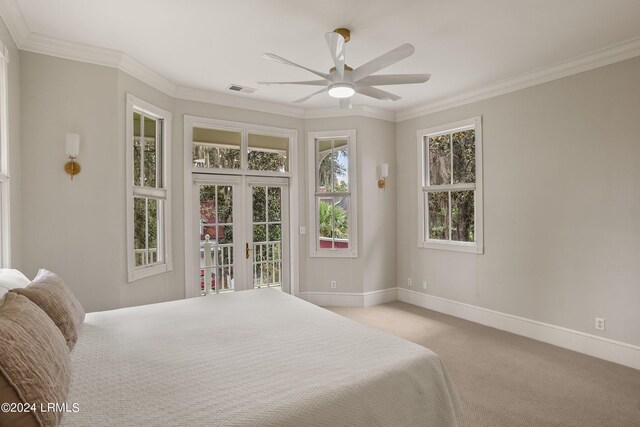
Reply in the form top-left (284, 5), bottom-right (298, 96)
top-left (378, 163), bottom-right (388, 189)
top-left (64, 133), bottom-right (81, 180)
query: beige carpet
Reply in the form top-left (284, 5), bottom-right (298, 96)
top-left (328, 302), bottom-right (640, 427)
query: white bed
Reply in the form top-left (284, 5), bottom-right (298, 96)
top-left (63, 289), bottom-right (460, 426)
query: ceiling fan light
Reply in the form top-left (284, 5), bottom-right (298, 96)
top-left (328, 83), bottom-right (355, 98)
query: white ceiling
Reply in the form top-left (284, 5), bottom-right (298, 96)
top-left (11, 0), bottom-right (640, 112)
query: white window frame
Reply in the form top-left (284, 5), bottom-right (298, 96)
top-left (418, 116), bottom-right (483, 254)
top-left (307, 129), bottom-right (358, 258)
top-left (126, 94), bottom-right (172, 282)
top-left (0, 42), bottom-right (10, 268)
top-left (189, 118), bottom-right (292, 177)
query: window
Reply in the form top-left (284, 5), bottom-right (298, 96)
top-left (418, 117), bottom-right (483, 253)
top-left (191, 123), bottom-right (290, 174)
top-left (126, 94), bottom-right (172, 282)
top-left (0, 42), bottom-right (9, 267)
top-left (307, 130), bottom-right (357, 257)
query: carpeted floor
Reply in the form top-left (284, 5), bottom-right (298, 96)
top-left (328, 302), bottom-right (640, 427)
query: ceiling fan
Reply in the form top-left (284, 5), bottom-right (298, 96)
top-left (259, 28), bottom-right (431, 108)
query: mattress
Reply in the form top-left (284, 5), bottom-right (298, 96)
top-left (63, 289), bottom-right (460, 426)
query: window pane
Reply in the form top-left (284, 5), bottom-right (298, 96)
top-left (219, 225), bottom-right (233, 245)
top-left (317, 197), bottom-right (334, 248)
top-left (317, 141), bottom-right (333, 192)
top-left (134, 197), bottom-right (160, 267)
top-left (333, 196), bottom-right (350, 248)
top-left (133, 112), bottom-right (141, 186)
top-left (147, 199), bottom-right (159, 262)
top-left (452, 130), bottom-right (475, 184)
top-left (334, 140), bottom-right (349, 192)
top-left (317, 196), bottom-right (350, 250)
top-left (192, 127), bottom-right (241, 169)
top-left (217, 186), bottom-right (233, 223)
top-left (252, 186), bottom-right (266, 223)
top-left (134, 197), bottom-right (146, 265)
top-left (268, 187), bottom-right (281, 222)
top-left (428, 134), bottom-right (451, 185)
top-left (427, 192), bottom-right (449, 240)
top-left (451, 191), bottom-right (474, 242)
top-left (253, 224), bottom-right (266, 242)
top-left (143, 116), bottom-right (158, 187)
top-left (248, 134), bottom-right (289, 172)
top-left (268, 224), bottom-right (281, 241)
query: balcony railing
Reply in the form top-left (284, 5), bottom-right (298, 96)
top-left (134, 248), bottom-right (157, 266)
top-left (200, 238), bottom-right (282, 293)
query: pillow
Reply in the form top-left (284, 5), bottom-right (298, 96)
top-left (0, 292), bottom-right (71, 427)
top-left (0, 268), bottom-right (30, 299)
top-left (12, 269), bottom-right (85, 350)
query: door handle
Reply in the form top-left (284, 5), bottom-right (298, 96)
top-left (246, 242), bottom-right (252, 259)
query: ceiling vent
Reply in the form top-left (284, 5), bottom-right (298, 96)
top-left (227, 84), bottom-right (256, 94)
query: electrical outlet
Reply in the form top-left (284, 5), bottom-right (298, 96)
top-left (423, 281), bottom-right (427, 290)
top-left (408, 278), bottom-right (412, 287)
top-left (330, 280), bottom-right (337, 289)
top-left (595, 317), bottom-right (605, 331)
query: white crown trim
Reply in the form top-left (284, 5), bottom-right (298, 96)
top-left (304, 105), bottom-right (396, 122)
top-left (396, 36), bottom-right (640, 122)
top-left (2, 0), bottom-right (640, 123)
top-left (0, 0), bottom-right (29, 46)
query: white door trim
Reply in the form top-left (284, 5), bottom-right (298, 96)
top-left (183, 115), bottom-right (299, 299)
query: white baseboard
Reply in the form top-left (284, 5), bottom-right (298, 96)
top-left (300, 288), bottom-right (398, 308)
top-left (397, 288), bottom-right (640, 371)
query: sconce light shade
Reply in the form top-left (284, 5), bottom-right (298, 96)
top-left (66, 133), bottom-right (80, 158)
top-left (379, 163), bottom-right (389, 179)
top-left (378, 163), bottom-right (389, 189)
top-left (65, 133), bottom-right (81, 180)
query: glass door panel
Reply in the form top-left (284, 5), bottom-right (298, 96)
top-left (199, 184), bottom-right (235, 294)
top-left (249, 182), bottom-right (288, 291)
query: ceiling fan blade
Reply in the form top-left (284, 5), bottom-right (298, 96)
top-left (355, 86), bottom-right (401, 101)
top-left (258, 80), bottom-right (328, 86)
top-left (262, 53), bottom-right (329, 80)
top-left (350, 43), bottom-right (415, 83)
top-left (293, 88), bottom-right (326, 103)
top-left (325, 32), bottom-right (345, 80)
top-left (339, 98), bottom-right (352, 109)
top-left (357, 73), bottom-right (431, 86)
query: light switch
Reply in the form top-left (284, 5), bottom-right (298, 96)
top-left (299, 226), bottom-right (306, 235)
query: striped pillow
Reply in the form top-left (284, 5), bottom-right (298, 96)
top-left (12, 269), bottom-right (85, 350)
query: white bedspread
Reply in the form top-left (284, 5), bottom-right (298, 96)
top-left (63, 289), bottom-right (460, 426)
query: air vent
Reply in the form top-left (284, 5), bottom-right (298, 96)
top-left (227, 84), bottom-right (256, 94)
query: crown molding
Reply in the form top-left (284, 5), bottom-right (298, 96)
top-left (3, 0), bottom-right (640, 124)
top-left (396, 36), bottom-right (640, 122)
top-left (304, 104), bottom-right (396, 122)
top-left (0, 0), bottom-right (28, 46)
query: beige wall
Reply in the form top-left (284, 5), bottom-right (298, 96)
top-left (19, 51), bottom-right (398, 312)
top-left (20, 47), bottom-right (638, 347)
top-left (396, 56), bottom-right (640, 346)
top-left (0, 17), bottom-right (21, 270)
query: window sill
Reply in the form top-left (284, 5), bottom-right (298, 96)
top-left (309, 249), bottom-right (358, 258)
top-left (128, 262), bottom-right (173, 283)
top-left (419, 240), bottom-right (483, 254)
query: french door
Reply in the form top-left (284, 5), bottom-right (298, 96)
top-left (193, 174), bottom-right (289, 294)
